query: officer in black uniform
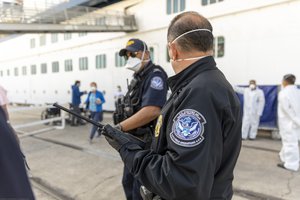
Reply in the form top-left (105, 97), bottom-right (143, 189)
top-left (0, 107), bottom-right (35, 199)
top-left (103, 12), bottom-right (241, 200)
top-left (114, 38), bottom-right (168, 200)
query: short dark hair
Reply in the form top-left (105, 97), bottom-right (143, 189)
top-left (75, 80), bottom-right (80, 85)
top-left (249, 80), bottom-right (256, 85)
top-left (167, 11), bottom-right (213, 52)
top-left (283, 74), bottom-right (296, 85)
top-left (91, 82), bottom-right (97, 87)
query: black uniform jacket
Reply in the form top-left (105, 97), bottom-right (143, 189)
top-left (0, 107), bottom-right (35, 199)
top-left (120, 56), bottom-right (242, 200)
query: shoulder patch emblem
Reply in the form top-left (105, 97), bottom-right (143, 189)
top-left (150, 76), bottom-right (164, 90)
top-left (170, 109), bottom-right (206, 147)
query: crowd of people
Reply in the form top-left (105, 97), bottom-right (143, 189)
top-left (1, 10), bottom-right (300, 200)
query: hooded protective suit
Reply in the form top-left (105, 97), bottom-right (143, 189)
top-left (278, 85), bottom-right (300, 171)
top-left (234, 86), bottom-right (265, 139)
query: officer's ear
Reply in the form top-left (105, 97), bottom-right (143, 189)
top-left (168, 42), bottom-right (178, 61)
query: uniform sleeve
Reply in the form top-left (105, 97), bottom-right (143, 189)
top-left (233, 86), bottom-right (245, 94)
top-left (257, 90), bottom-right (265, 116)
top-left (120, 87), bottom-right (223, 200)
top-left (141, 71), bottom-right (167, 108)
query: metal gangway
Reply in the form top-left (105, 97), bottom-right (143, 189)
top-left (0, 0), bottom-right (138, 33)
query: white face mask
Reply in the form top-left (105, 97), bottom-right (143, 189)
top-left (125, 42), bottom-right (149, 72)
top-left (125, 57), bottom-right (142, 72)
top-left (169, 29), bottom-right (212, 62)
top-left (91, 86), bottom-right (96, 91)
top-left (249, 84), bottom-right (256, 90)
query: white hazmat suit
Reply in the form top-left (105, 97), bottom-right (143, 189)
top-left (278, 85), bottom-right (300, 171)
top-left (234, 86), bottom-right (265, 139)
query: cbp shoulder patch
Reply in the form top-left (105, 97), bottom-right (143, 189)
top-left (170, 109), bottom-right (206, 147)
top-left (150, 76), bottom-right (164, 90)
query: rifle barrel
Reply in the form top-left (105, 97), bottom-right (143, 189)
top-left (53, 103), bottom-right (104, 128)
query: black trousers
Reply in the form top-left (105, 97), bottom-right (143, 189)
top-left (122, 165), bottom-right (143, 200)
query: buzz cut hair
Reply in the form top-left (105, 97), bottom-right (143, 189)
top-left (283, 74), bottom-right (296, 85)
top-left (167, 11), bottom-right (213, 52)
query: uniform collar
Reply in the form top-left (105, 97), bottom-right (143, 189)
top-left (133, 61), bottom-right (152, 77)
top-left (167, 56), bottom-right (217, 93)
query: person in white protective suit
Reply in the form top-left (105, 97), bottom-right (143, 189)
top-left (234, 80), bottom-right (265, 140)
top-left (277, 74), bottom-right (300, 171)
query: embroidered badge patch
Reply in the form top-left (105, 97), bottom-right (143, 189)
top-left (150, 76), bottom-right (164, 90)
top-left (170, 109), bottom-right (206, 147)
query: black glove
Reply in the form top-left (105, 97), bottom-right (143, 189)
top-left (100, 124), bottom-right (146, 152)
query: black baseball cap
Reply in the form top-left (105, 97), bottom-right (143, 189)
top-left (119, 38), bottom-right (148, 56)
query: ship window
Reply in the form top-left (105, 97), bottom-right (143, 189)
top-left (30, 38), bottom-right (35, 48)
top-left (217, 36), bottom-right (225, 57)
top-left (65, 59), bottom-right (73, 72)
top-left (52, 61), bottom-right (59, 73)
top-left (79, 57), bottom-right (88, 70)
top-left (149, 47), bottom-right (154, 61)
top-left (167, 0), bottom-right (185, 15)
top-left (79, 32), bottom-right (87, 37)
top-left (202, 0), bottom-right (223, 6)
top-left (115, 52), bottom-right (126, 67)
top-left (41, 63), bottom-right (47, 74)
top-left (22, 66), bottom-right (27, 75)
top-left (213, 36), bottom-right (225, 58)
top-left (40, 34), bottom-right (46, 46)
top-left (64, 33), bottom-right (72, 40)
top-left (51, 33), bottom-right (58, 43)
top-left (14, 67), bottom-right (18, 76)
top-left (96, 54), bottom-right (106, 69)
top-left (31, 65), bottom-right (37, 75)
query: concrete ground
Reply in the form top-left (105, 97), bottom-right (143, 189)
top-left (9, 109), bottom-right (300, 200)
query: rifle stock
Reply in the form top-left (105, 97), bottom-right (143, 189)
top-left (53, 103), bottom-right (104, 129)
top-left (53, 103), bottom-right (146, 148)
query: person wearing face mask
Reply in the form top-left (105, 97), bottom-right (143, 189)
top-left (85, 82), bottom-right (105, 143)
top-left (71, 80), bottom-right (87, 126)
top-left (234, 80), bottom-right (265, 140)
top-left (112, 38), bottom-right (168, 200)
top-left (277, 74), bottom-right (300, 172)
top-left (101, 11), bottom-right (241, 200)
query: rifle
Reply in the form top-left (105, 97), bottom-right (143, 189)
top-left (53, 103), bottom-right (145, 148)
